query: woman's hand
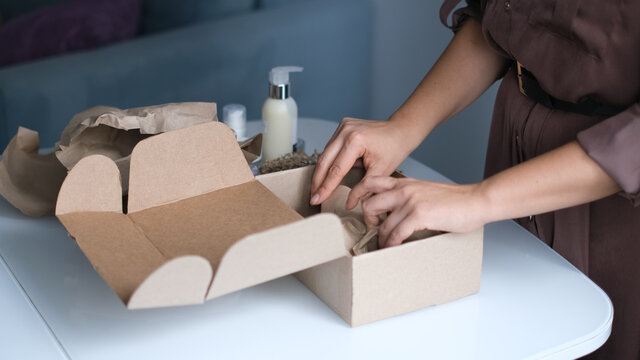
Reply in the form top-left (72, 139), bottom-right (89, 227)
top-left (310, 118), bottom-right (416, 206)
top-left (350, 176), bottom-right (488, 247)
top-left (350, 141), bottom-right (622, 248)
top-left (310, 19), bottom-right (507, 207)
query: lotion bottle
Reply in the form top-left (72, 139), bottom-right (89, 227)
top-left (262, 66), bottom-right (303, 162)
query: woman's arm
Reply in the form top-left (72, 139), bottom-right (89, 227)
top-left (310, 18), bottom-right (508, 206)
top-left (351, 141), bottom-right (621, 247)
top-left (479, 141), bottom-right (620, 223)
top-left (387, 18), bottom-right (508, 140)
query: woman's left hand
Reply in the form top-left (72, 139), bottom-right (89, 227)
top-left (349, 176), bottom-right (489, 247)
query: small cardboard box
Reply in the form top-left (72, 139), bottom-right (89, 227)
top-left (257, 166), bottom-right (483, 326)
top-left (56, 122), bottom-right (482, 326)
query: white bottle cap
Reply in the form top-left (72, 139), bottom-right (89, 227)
top-left (269, 66), bottom-right (304, 85)
top-left (222, 104), bottom-right (247, 140)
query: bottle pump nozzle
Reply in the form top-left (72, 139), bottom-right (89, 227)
top-left (269, 66), bottom-right (303, 99)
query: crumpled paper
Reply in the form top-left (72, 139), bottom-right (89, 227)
top-left (239, 133), bottom-right (262, 164)
top-left (322, 184), bottom-right (440, 255)
top-left (0, 102), bottom-right (247, 217)
top-left (321, 185), bottom-right (379, 255)
top-left (54, 102), bottom-right (218, 192)
top-left (0, 127), bottom-right (68, 217)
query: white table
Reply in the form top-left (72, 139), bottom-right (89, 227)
top-left (0, 118), bottom-right (611, 359)
top-left (0, 253), bottom-right (67, 359)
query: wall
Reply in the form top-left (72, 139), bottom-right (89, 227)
top-left (369, 0), bottom-right (499, 184)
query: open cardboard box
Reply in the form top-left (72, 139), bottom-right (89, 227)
top-left (56, 122), bottom-right (483, 326)
top-left (259, 167), bottom-right (483, 326)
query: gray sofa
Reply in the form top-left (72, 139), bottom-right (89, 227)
top-left (0, 0), bottom-right (373, 148)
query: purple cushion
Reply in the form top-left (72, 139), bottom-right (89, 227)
top-left (0, 0), bottom-right (142, 68)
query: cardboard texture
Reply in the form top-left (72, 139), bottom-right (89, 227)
top-left (320, 185), bottom-right (379, 255)
top-left (55, 120), bottom-right (483, 324)
top-left (0, 102), bottom-right (216, 216)
top-left (56, 122), bottom-right (348, 309)
top-left (0, 102), bottom-right (263, 217)
top-left (55, 102), bottom-right (219, 194)
top-left (256, 166), bottom-right (484, 327)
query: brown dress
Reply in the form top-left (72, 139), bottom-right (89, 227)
top-left (440, 1), bottom-right (640, 359)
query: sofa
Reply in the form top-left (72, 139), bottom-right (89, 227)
top-left (0, 0), bottom-right (373, 149)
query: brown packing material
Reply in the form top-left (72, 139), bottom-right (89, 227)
top-left (238, 134), bottom-right (262, 164)
top-left (55, 102), bottom-right (219, 193)
top-left (0, 102), bottom-right (263, 217)
top-left (55, 122), bottom-right (348, 308)
top-left (256, 166), bottom-right (484, 327)
top-left (0, 127), bottom-right (68, 216)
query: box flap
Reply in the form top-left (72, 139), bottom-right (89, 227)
top-left (127, 181), bottom-right (306, 281)
top-left (127, 122), bottom-right (254, 213)
top-left (55, 124), bottom-right (352, 309)
top-left (56, 155), bottom-right (169, 303)
top-left (207, 213), bottom-right (347, 299)
top-left (56, 154), bottom-right (122, 214)
top-left (128, 255), bottom-right (213, 309)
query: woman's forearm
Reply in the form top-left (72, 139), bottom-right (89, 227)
top-left (479, 141), bottom-right (621, 223)
top-left (311, 18), bottom-right (509, 207)
top-left (350, 141), bottom-right (621, 245)
top-left (389, 18), bottom-right (509, 148)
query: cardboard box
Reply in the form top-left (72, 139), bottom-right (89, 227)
top-left (257, 166), bottom-right (483, 326)
top-left (56, 122), bottom-right (347, 309)
top-left (56, 121), bottom-right (483, 326)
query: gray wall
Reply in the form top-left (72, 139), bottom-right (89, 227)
top-left (369, 0), bottom-right (499, 184)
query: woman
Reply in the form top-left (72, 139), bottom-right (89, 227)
top-left (310, 1), bottom-right (639, 358)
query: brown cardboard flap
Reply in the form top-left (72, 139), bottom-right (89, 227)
top-left (207, 213), bottom-right (347, 299)
top-left (56, 155), bottom-right (123, 214)
top-left (256, 166), bottom-right (367, 217)
top-left (128, 255), bottom-right (213, 309)
top-left (128, 181), bottom-right (305, 277)
top-left (55, 122), bottom-right (352, 309)
top-left (256, 165), bottom-right (316, 216)
top-left (58, 212), bottom-right (168, 304)
top-left (56, 155), bottom-right (169, 303)
top-left (127, 122), bottom-right (254, 213)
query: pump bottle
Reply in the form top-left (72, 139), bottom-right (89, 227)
top-left (261, 66), bottom-right (303, 162)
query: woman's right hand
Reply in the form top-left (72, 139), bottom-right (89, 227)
top-left (310, 117), bottom-right (415, 209)
top-left (310, 18), bottom-right (507, 210)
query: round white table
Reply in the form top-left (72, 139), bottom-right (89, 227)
top-left (0, 118), bottom-right (611, 359)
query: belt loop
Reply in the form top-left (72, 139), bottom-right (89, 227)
top-left (516, 61), bottom-right (526, 95)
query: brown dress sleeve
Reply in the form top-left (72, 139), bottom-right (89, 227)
top-left (577, 103), bottom-right (640, 206)
top-left (440, 0), bottom-right (482, 31)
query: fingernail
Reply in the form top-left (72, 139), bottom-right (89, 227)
top-left (311, 194), bottom-right (320, 205)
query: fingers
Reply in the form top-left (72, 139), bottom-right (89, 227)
top-left (360, 189), bottom-right (404, 227)
top-left (384, 210), bottom-right (422, 247)
top-left (377, 201), bottom-right (412, 247)
top-left (311, 119), bottom-right (350, 196)
top-left (347, 176), bottom-right (397, 210)
top-left (311, 137), bottom-right (364, 205)
top-left (326, 119), bottom-right (347, 146)
top-left (311, 138), bottom-right (343, 198)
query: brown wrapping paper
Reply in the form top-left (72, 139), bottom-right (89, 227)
top-left (0, 127), bottom-right (68, 217)
top-left (54, 103), bottom-right (218, 192)
top-left (322, 184), bottom-right (441, 255)
top-left (239, 134), bottom-right (262, 164)
top-left (0, 102), bottom-right (259, 217)
top-left (321, 185), bottom-right (379, 255)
